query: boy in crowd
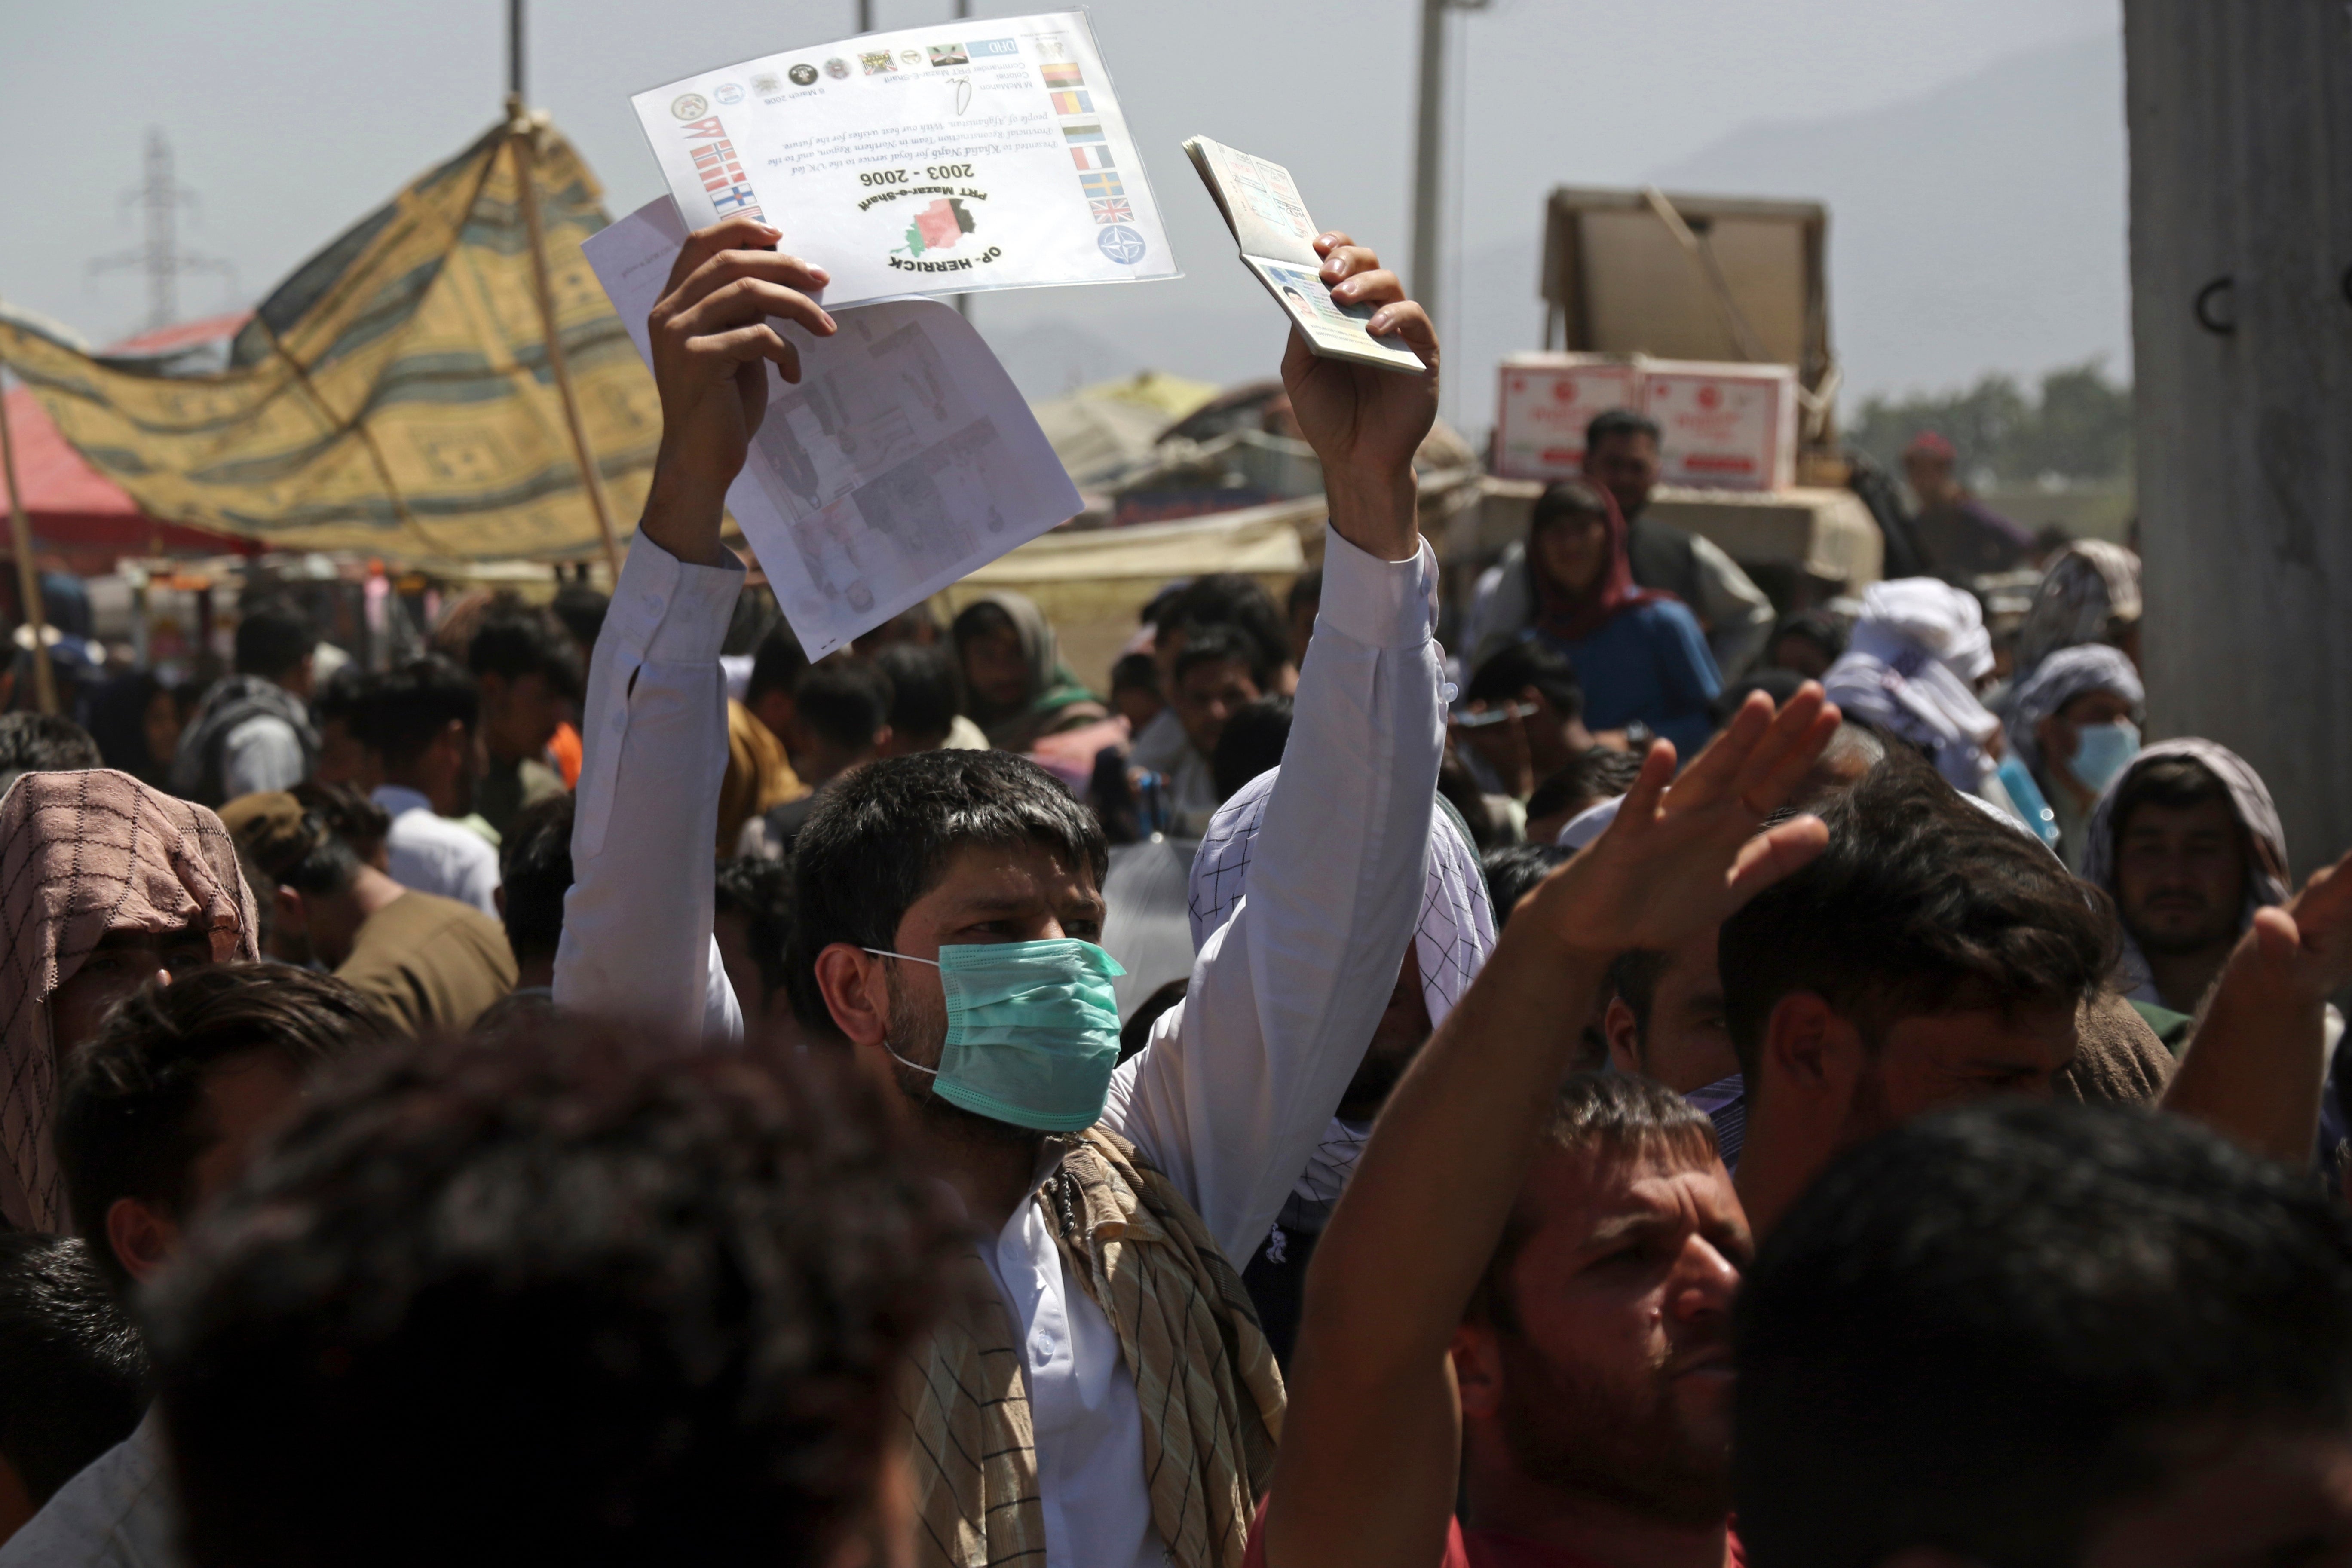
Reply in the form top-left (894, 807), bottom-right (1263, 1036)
top-left (225, 790), bottom-right (513, 1037)
top-left (169, 600), bottom-right (318, 806)
top-left (558, 212), bottom-right (1447, 1568)
top-left (874, 642), bottom-right (975, 757)
top-left (364, 656), bottom-right (499, 917)
top-left (1165, 626), bottom-right (1269, 834)
top-left (1, 967), bottom-right (378, 1568)
top-left (748, 660), bottom-right (894, 856)
top-left (1455, 641), bottom-right (1594, 803)
top-left (466, 603), bottom-right (582, 838)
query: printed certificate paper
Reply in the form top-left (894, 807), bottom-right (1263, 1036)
top-left (631, 12), bottom-right (1177, 306)
top-left (582, 197), bottom-right (1082, 659)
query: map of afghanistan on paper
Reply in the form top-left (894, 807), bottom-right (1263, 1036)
top-left (630, 12), bottom-right (1178, 306)
top-left (581, 197), bottom-right (1081, 659)
top-left (1182, 136), bottom-right (1425, 375)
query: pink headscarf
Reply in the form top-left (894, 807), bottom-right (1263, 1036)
top-left (0, 769), bottom-right (257, 1231)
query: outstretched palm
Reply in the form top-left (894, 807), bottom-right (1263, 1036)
top-left (1525, 688), bottom-right (1844, 959)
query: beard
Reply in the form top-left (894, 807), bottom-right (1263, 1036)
top-left (881, 962), bottom-right (1044, 1153)
top-left (1493, 1329), bottom-right (1731, 1528)
top-left (2125, 893), bottom-right (2239, 957)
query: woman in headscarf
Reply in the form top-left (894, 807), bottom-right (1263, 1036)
top-left (0, 769), bottom-right (257, 1231)
top-left (1820, 578), bottom-right (2005, 796)
top-left (951, 590), bottom-right (1109, 752)
top-left (2000, 643), bottom-right (2145, 869)
top-left (2014, 539), bottom-right (2143, 680)
top-left (1463, 479), bottom-right (1721, 756)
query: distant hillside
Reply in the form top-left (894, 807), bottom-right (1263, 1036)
top-left (1444, 29), bottom-right (2129, 439)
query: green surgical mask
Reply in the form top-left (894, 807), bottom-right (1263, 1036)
top-left (864, 939), bottom-right (1128, 1132)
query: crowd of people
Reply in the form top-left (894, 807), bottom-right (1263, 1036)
top-left (0, 214), bottom-right (2349, 1568)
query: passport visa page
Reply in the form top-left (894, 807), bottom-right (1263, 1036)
top-left (631, 11), bottom-right (1178, 306)
top-left (1184, 135), bottom-right (1425, 375)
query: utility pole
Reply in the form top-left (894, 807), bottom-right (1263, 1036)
top-left (859, 0), bottom-right (873, 32)
top-left (90, 129), bottom-right (233, 334)
top-left (1409, 0), bottom-right (1486, 330)
top-left (956, 0), bottom-right (971, 320)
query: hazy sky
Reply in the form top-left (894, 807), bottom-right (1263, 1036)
top-left (4, 0), bottom-right (2122, 422)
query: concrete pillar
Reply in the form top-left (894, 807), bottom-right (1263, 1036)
top-left (2124, 0), bottom-right (2352, 876)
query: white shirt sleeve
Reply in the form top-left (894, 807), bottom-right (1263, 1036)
top-left (554, 533), bottom-right (747, 1042)
top-left (219, 714), bottom-right (307, 798)
top-left (1688, 533), bottom-right (1775, 678)
top-left (1102, 524), bottom-right (1445, 1264)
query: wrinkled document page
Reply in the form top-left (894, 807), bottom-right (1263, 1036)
top-left (631, 11), bottom-right (1176, 306)
top-left (582, 197), bottom-right (1081, 658)
top-left (1184, 136), bottom-right (1424, 375)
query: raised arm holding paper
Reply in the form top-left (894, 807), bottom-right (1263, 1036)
top-left (559, 181), bottom-right (1449, 1565)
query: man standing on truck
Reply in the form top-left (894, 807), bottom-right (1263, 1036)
top-left (1901, 430), bottom-right (2034, 582)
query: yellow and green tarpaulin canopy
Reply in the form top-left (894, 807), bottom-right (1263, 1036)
top-left (0, 118), bottom-right (658, 562)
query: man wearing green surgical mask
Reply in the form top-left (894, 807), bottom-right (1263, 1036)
top-left (554, 214), bottom-right (1454, 1568)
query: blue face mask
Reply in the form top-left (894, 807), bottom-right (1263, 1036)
top-left (864, 939), bottom-right (1128, 1132)
top-left (2067, 719), bottom-right (2141, 796)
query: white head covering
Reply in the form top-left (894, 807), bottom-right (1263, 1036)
top-left (1187, 765), bottom-right (1496, 1028)
top-left (2016, 541), bottom-right (2143, 679)
top-left (1556, 794), bottom-right (1624, 849)
top-left (1192, 767), bottom-right (1499, 1221)
top-left (2077, 739), bottom-right (2291, 1005)
top-left (1822, 579), bottom-right (2002, 793)
top-left (2001, 644), bottom-right (2145, 783)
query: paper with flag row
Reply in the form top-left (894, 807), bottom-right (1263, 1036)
top-left (630, 10), bottom-right (1177, 306)
top-left (580, 197), bottom-right (1081, 659)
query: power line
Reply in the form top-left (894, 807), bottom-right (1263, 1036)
top-left (88, 128), bottom-right (235, 334)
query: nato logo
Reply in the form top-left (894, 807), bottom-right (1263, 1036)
top-left (1096, 225), bottom-right (1147, 265)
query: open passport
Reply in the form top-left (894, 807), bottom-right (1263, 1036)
top-left (1183, 136), bottom-right (1428, 375)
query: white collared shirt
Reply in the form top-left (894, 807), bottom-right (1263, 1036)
top-left (556, 525), bottom-right (1444, 1568)
top-left (0, 1407), bottom-right (179, 1568)
top-left (372, 784), bottom-right (501, 917)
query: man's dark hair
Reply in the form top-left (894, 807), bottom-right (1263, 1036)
top-left (1584, 407), bottom-right (1661, 450)
top-left (1285, 567), bottom-right (1323, 621)
top-left (1767, 609), bottom-right (1846, 670)
top-left (793, 662), bottom-right (893, 752)
top-left (0, 712), bottom-right (104, 796)
top-left (1530, 478), bottom-right (1612, 532)
top-left (499, 793), bottom-right (575, 963)
top-left (1156, 573), bottom-right (1289, 678)
top-left (232, 600), bottom-right (315, 681)
top-left (747, 622), bottom-right (811, 707)
top-left (1607, 949), bottom-right (1672, 1042)
top-left (1482, 843), bottom-right (1571, 929)
top-left (1173, 624), bottom-right (1270, 693)
top-left (311, 665), bottom-right (375, 731)
top-left (1467, 640), bottom-right (1585, 724)
top-left (1527, 747), bottom-right (1645, 827)
top-left (788, 751), bottom-right (1107, 1036)
top-left (2108, 754), bottom-right (2235, 845)
top-left (146, 1023), bottom-right (959, 1568)
top-left (0, 1234), bottom-right (147, 1505)
top-left (362, 656), bottom-right (478, 771)
top-left (1737, 1101), bottom-right (2352, 1568)
top-left (872, 644), bottom-right (963, 747)
top-left (466, 605), bottom-right (583, 701)
top-left (1717, 757), bottom-right (2117, 1082)
top-left (55, 965), bottom-right (382, 1296)
top-left (715, 855), bottom-right (796, 1008)
top-left (1470, 1072), bottom-right (1715, 1333)
top-left (1109, 652), bottom-right (1160, 698)
top-left (549, 584), bottom-right (609, 661)
top-left (1212, 694), bottom-right (1293, 800)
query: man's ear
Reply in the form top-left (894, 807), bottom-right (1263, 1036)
top-left (1603, 995), bottom-right (1643, 1076)
top-left (1762, 992), bottom-right (1865, 1108)
top-left (105, 1195), bottom-right (181, 1285)
top-left (870, 724), bottom-right (893, 756)
top-left (1450, 1321), bottom-right (1505, 1422)
top-left (812, 943), bottom-right (890, 1047)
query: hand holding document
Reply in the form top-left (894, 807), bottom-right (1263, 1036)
top-left (583, 199), bottom-right (1080, 658)
top-left (631, 12), bottom-right (1176, 307)
top-left (1183, 137), bottom-right (1427, 375)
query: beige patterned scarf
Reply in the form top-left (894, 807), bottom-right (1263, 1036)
top-left (900, 1127), bottom-right (1286, 1568)
top-left (0, 769), bottom-right (257, 1231)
